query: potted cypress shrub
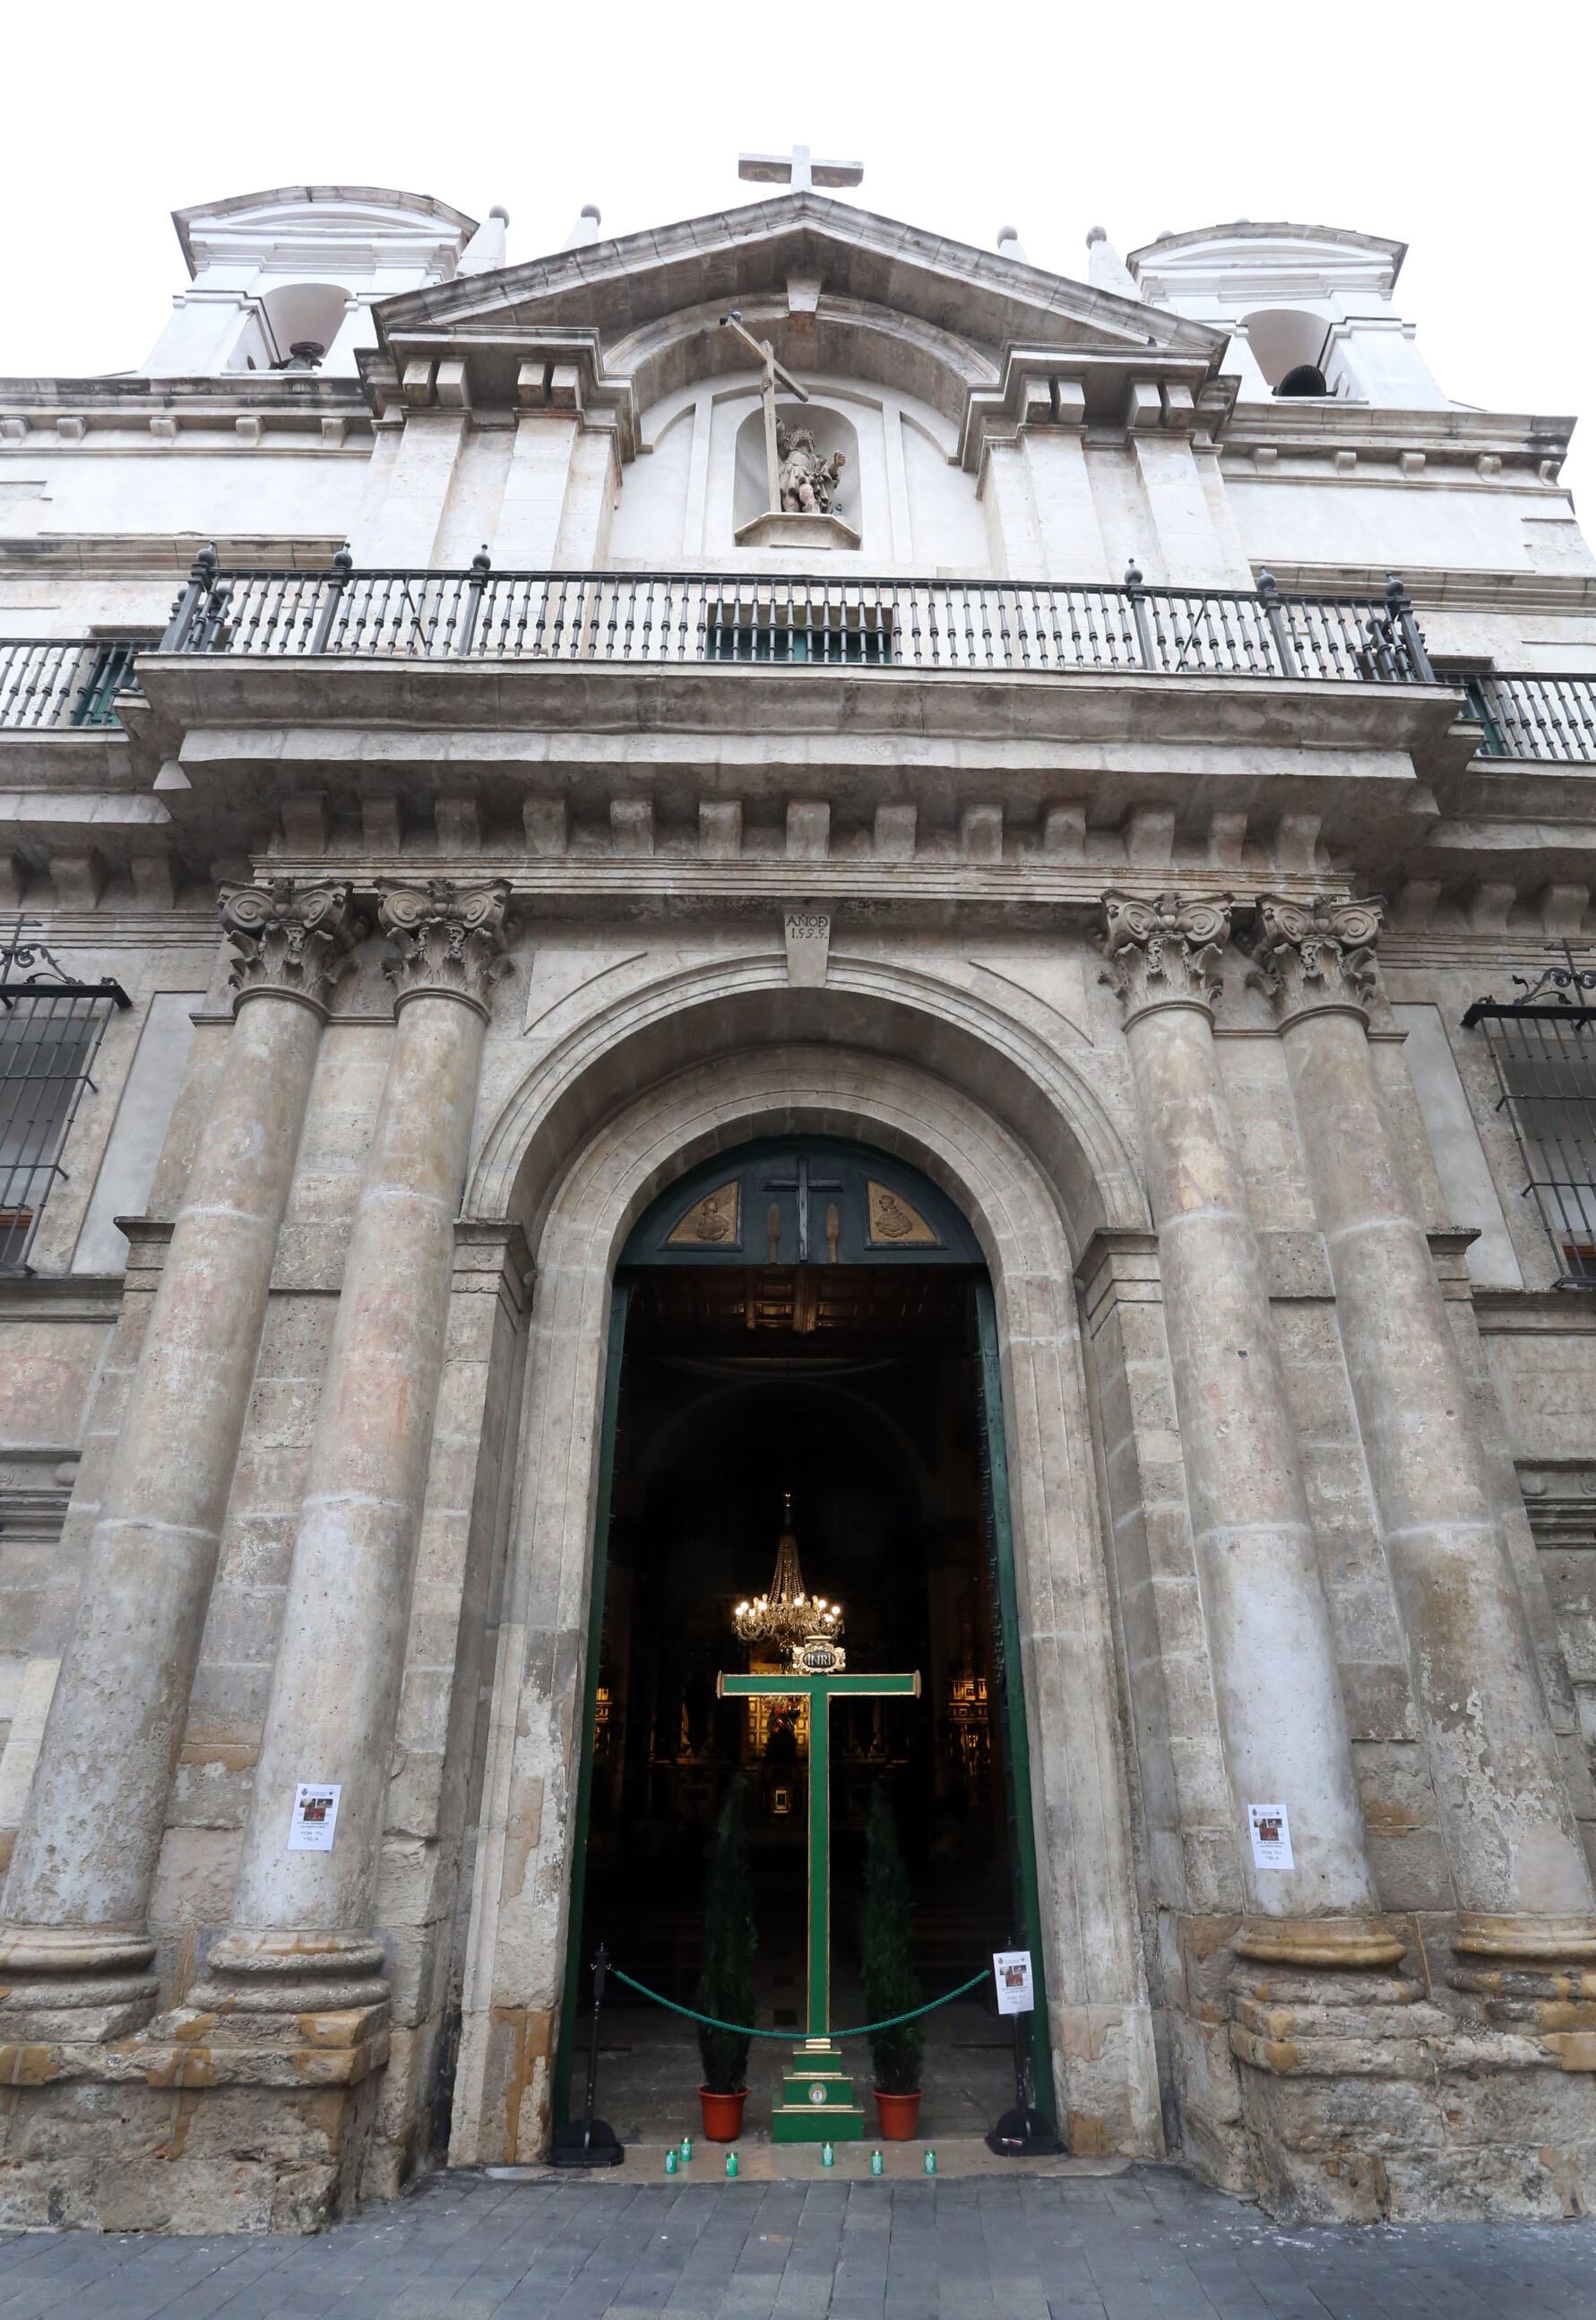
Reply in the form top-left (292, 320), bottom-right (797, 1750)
top-left (695, 1774), bottom-right (756, 2140)
top-left (859, 1782), bottom-right (925, 2137)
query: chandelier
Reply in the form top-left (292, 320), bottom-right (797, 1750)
top-left (732, 1493), bottom-right (844, 1653)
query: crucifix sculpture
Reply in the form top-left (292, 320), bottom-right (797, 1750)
top-left (720, 1646), bottom-right (920, 2141)
top-left (719, 308), bottom-right (809, 521)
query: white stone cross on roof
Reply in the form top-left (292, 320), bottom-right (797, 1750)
top-left (738, 143), bottom-right (864, 195)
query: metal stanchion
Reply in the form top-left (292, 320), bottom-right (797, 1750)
top-left (549, 1943), bottom-right (625, 2168)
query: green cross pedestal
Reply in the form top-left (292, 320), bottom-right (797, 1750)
top-left (719, 1660), bottom-right (920, 2141)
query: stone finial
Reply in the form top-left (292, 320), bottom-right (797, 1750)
top-left (457, 206), bottom-right (510, 276)
top-left (378, 877), bottom-right (514, 1017)
top-left (996, 224), bottom-right (1030, 263)
top-left (219, 878), bottom-right (361, 1015)
top-left (1085, 226), bottom-right (1141, 302)
top-left (1096, 889), bottom-right (1232, 1023)
top-left (1247, 894), bottom-right (1383, 1023)
top-left (564, 203), bottom-right (602, 248)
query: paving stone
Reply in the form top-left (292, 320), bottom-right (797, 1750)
top-left (1, 2169), bottom-right (1595, 2316)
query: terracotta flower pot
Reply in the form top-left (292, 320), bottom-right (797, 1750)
top-left (698, 2086), bottom-right (748, 2142)
top-left (874, 2088), bottom-right (923, 2140)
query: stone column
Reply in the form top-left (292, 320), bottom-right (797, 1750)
top-left (1250, 895), bottom-right (1596, 1985)
top-left (200, 880), bottom-right (512, 2023)
top-left (1099, 892), bottom-right (1393, 1962)
top-left (0, 882), bottom-right (358, 2034)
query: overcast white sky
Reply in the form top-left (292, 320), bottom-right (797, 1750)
top-left (3, 4), bottom-right (1592, 491)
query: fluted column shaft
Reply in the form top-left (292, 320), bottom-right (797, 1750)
top-left (0, 883), bottom-right (357, 2019)
top-left (1254, 897), bottom-right (1596, 1941)
top-left (1100, 894), bottom-right (1385, 1945)
top-left (208, 882), bottom-right (511, 2007)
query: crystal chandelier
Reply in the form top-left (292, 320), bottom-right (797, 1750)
top-left (732, 1493), bottom-right (844, 1652)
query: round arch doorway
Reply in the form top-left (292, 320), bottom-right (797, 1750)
top-left (555, 1135), bottom-right (1055, 2147)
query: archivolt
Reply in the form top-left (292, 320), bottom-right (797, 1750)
top-left (606, 294), bottom-right (996, 430)
top-left (468, 953), bottom-right (1146, 1257)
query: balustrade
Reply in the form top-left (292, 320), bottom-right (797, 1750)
top-left (158, 551), bottom-right (1439, 686)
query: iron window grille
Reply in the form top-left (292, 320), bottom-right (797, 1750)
top-left (0, 919), bottom-right (131, 1272)
top-left (1463, 947), bottom-right (1596, 1286)
top-left (706, 608), bottom-right (893, 666)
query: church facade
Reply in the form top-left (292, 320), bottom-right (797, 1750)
top-left (1, 170), bottom-right (1595, 2230)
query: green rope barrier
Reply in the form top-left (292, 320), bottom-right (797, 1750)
top-left (610, 1964), bottom-right (988, 2041)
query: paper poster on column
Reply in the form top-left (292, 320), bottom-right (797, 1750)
top-left (1247, 1802), bottom-right (1294, 1871)
top-left (993, 1950), bottom-right (1035, 2014)
top-left (287, 1781), bottom-right (341, 1851)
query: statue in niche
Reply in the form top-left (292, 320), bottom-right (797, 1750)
top-left (778, 424), bottom-right (846, 516)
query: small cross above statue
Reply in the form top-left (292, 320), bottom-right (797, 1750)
top-left (738, 144), bottom-right (864, 195)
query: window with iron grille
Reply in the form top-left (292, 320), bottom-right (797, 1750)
top-left (0, 920), bottom-right (131, 1272)
top-left (1463, 952), bottom-right (1596, 1286)
top-left (706, 611), bottom-right (893, 665)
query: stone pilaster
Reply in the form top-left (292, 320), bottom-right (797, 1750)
top-left (1098, 893), bottom-right (1393, 1959)
top-left (0, 882), bottom-right (358, 2037)
top-left (1249, 893), bottom-right (1596, 2000)
top-left (197, 881), bottom-right (513, 2033)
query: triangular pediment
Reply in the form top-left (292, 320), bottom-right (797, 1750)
top-left (367, 193), bottom-right (1232, 460)
top-left (381, 192), bottom-right (1216, 362)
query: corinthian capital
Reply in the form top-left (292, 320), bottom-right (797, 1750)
top-left (219, 878), bottom-right (361, 1015)
top-left (1247, 894), bottom-right (1382, 1024)
top-left (1096, 890), bottom-right (1232, 1025)
top-left (378, 878), bottom-right (514, 1018)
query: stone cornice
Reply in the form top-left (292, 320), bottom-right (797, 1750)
top-left (959, 350), bottom-right (1237, 471)
top-left (358, 332), bottom-right (638, 459)
top-left (1243, 561), bottom-right (1596, 617)
top-left (1220, 401), bottom-right (1574, 476)
top-left (0, 382), bottom-right (373, 453)
top-left (0, 534), bottom-right (347, 577)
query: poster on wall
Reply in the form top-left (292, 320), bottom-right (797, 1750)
top-left (286, 1781), bottom-right (341, 1851)
top-left (1247, 1801), bottom-right (1294, 1871)
top-left (992, 1950), bottom-right (1035, 2014)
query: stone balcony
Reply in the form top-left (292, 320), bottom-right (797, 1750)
top-left (2, 560), bottom-right (1588, 915)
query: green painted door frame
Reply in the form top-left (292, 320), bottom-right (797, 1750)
top-left (550, 1246), bottom-right (1056, 2131)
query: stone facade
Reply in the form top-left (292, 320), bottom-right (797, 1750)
top-left (1, 177), bottom-right (1594, 2230)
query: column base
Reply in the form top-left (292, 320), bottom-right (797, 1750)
top-left (1450, 1913), bottom-right (1596, 2029)
top-left (1223, 1934), bottom-right (1596, 2221)
top-left (191, 1927), bottom-right (390, 2017)
top-left (0, 1925), bottom-right (159, 2040)
top-left (1232, 1915), bottom-right (1409, 1971)
top-left (0, 2040), bottom-right (385, 2232)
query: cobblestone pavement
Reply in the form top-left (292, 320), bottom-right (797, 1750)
top-left (3, 2165), bottom-right (1595, 2318)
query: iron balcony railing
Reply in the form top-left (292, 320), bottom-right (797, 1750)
top-left (1462, 673), bottom-right (1596, 763)
top-left (160, 548), bottom-right (1438, 686)
top-left (0, 639), bottom-right (143, 731)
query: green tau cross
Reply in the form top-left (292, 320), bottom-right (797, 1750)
top-left (719, 1661), bottom-right (920, 2140)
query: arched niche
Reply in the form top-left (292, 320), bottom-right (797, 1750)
top-left (733, 401), bottom-right (861, 534)
top-left (608, 375), bottom-right (990, 574)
